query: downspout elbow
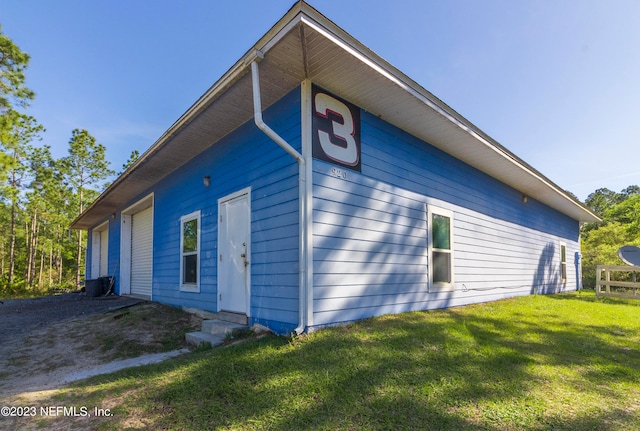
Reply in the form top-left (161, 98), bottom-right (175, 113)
top-left (250, 57), bottom-right (308, 336)
top-left (250, 60), bottom-right (304, 164)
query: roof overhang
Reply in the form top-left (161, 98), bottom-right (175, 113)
top-left (71, 1), bottom-right (599, 229)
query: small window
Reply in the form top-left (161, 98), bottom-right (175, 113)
top-left (560, 243), bottom-right (567, 283)
top-left (428, 206), bottom-right (454, 290)
top-left (180, 211), bottom-right (201, 291)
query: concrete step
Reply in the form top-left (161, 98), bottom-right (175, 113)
top-left (186, 320), bottom-right (249, 348)
top-left (185, 331), bottom-right (226, 348)
top-left (201, 320), bottom-right (247, 335)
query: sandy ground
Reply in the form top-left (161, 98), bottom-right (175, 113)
top-left (0, 293), bottom-right (200, 401)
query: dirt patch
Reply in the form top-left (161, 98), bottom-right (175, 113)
top-left (0, 294), bottom-right (201, 400)
top-left (0, 292), bottom-right (144, 342)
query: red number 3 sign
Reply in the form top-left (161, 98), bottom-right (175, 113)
top-left (312, 85), bottom-right (361, 172)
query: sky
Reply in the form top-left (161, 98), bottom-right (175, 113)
top-left (2, 0), bottom-right (640, 202)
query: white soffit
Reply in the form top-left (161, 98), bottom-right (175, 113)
top-left (72, 2), bottom-right (599, 229)
top-left (296, 6), bottom-right (598, 223)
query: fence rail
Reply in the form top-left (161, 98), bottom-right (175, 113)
top-left (596, 265), bottom-right (640, 299)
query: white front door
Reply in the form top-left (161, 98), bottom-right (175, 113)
top-left (218, 189), bottom-right (251, 315)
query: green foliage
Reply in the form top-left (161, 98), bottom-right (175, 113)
top-left (0, 29), bottom-right (118, 296)
top-left (0, 125), bottom-right (112, 295)
top-left (585, 187), bottom-right (625, 217)
top-left (581, 186), bottom-right (640, 288)
top-left (0, 24), bottom-right (34, 115)
top-left (605, 195), bottom-right (640, 236)
top-left (621, 185), bottom-right (640, 198)
top-left (118, 149), bottom-right (140, 175)
top-left (58, 128), bottom-right (114, 287)
top-left (60, 128), bottom-right (114, 211)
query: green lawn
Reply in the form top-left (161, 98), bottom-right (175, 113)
top-left (40, 292), bottom-right (640, 430)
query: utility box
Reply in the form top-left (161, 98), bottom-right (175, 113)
top-left (99, 276), bottom-right (114, 295)
top-left (85, 279), bottom-right (102, 297)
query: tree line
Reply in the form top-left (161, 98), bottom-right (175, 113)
top-left (581, 186), bottom-right (640, 288)
top-left (1, 25), bottom-right (117, 297)
top-left (1, 25), bottom-right (637, 298)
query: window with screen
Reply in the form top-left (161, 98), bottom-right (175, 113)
top-left (428, 206), bottom-right (454, 290)
top-left (180, 211), bottom-right (200, 291)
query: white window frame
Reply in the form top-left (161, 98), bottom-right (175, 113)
top-left (180, 210), bottom-right (201, 292)
top-left (560, 242), bottom-right (567, 284)
top-left (428, 206), bottom-right (455, 291)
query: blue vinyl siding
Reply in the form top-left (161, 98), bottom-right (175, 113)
top-left (85, 226), bottom-right (95, 280)
top-left (86, 84), bottom-right (582, 335)
top-left (108, 215), bottom-right (121, 291)
top-left (84, 87), bottom-right (301, 333)
top-left (151, 87), bottom-right (301, 332)
top-left (313, 170), bottom-right (430, 326)
top-left (311, 108), bottom-right (580, 328)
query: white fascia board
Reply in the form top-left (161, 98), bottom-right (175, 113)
top-left (296, 8), bottom-right (599, 223)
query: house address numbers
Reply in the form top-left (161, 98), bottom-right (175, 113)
top-left (331, 167), bottom-right (347, 179)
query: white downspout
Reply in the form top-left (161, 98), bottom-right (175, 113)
top-left (249, 53), bottom-right (308, 335)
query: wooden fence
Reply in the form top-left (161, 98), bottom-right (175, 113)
top-left (596, 265), bottom-right (640, 299)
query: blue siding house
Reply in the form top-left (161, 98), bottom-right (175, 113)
top-left (72, 2), bottom-right (599, 334)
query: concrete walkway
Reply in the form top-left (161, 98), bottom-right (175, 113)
top-left (62, 349), bottom-right (190, 384)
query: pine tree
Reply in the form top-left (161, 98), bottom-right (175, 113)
top-left (60, 129), bottom-right (114, 287)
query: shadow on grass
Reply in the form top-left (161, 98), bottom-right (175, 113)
top-left (548, 290), bottom-right (640, 306)
top-left (52, 294), bottom-right (640, 430)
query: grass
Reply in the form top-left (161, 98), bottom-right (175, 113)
top-left (85, 302), bottom-right (199, 360)
top-left (72, 302), bottom-right (199, 361)
top-left (0, 285), bottom-right (76, 300)
top-left (19, 291), bottom-right (640, 430)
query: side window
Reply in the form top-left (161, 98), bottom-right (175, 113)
top-left (560, 243), bottom-right (567, 283)
top-left (180, 211), bottom-right (201, 292)
top-left (428, 206), bottom-right (454, 290)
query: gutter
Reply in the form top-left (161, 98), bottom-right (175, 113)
top-left (249, 52), bottom-right (308, 335)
